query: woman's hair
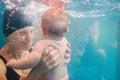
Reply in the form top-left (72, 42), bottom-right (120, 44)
top-left (41, 8), bottom-right (68, 37)
top-left (2, 8), bottom-right (33, 37)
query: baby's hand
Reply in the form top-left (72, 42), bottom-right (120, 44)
top-left (6, 59), bottom-right (16, 67)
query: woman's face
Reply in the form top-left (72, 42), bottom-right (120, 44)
top-left (7, 26), bottom-right (34, 50)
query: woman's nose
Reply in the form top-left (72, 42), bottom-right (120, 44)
top-left (25, 33), bottom-right (31, 41)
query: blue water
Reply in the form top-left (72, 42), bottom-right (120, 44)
top-left (0, 2), bottom-right (6, 48)
top-left (0, 0), bottom-right (120, 80)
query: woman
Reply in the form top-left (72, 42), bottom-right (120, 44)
top-left (0, 7), bottom-right (70, 80)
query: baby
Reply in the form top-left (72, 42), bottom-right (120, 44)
top-left (7, 8), bottom-right (70, 80)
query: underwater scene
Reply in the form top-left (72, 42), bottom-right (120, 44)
top-left (0, 0), bottom-right (120, 80)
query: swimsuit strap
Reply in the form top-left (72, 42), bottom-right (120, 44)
top-left (0, 55), bottom-right (20, 80)
top-left (0, 55), bottom-right (7, 64)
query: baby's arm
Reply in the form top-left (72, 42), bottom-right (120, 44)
top-left (6, 49), bottom-right (42, 69)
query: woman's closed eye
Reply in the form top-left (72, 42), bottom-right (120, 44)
top-left (19, 32), bottom-right (26, 36)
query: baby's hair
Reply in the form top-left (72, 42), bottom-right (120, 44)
top-left (41, 8), bottom-right (68, 37)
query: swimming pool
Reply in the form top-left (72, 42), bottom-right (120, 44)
top-left (0, 0), bottom-right (120, 80)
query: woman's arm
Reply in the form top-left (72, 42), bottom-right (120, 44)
top-left (0, 59), bottom-right (7, 80)
top-left (26, 43), bottom-right (71, 80)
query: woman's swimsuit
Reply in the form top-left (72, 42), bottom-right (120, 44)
top-left (0, 55), bottom-right (20, 80)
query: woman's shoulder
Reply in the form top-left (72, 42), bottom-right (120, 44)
top-left (0, 56), bottom-right (7, 75)
top-left (0, 50), bottom-right (7, 70)
top-left (0, 50), bottom-right (7, 68)
top-left (0, 49), bottom-right (6, 79)
top-left (0, 58), bottom-right (6, 69)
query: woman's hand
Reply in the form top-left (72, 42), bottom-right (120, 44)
top-left (25, 46), bottom-right (61, 80)
top-left (40, 42), bottom-right (71, 71)
top-left (64, 42), bottom-right (71, 64)
top-left (25, 45), bottom-right (70, 80)
top-left (40, 46), bottom-right (60, 72)
top-left (41, 42), bottom-right (71, 71)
